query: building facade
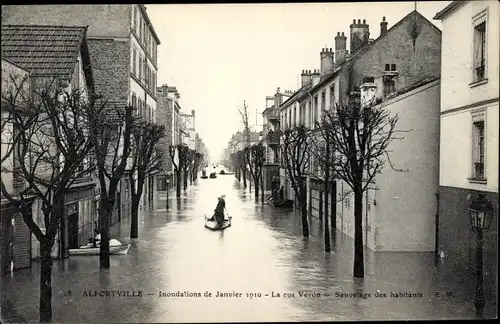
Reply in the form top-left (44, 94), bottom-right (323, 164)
top-left (434, 0), bottom-right (498, 296)
top-left (2, 4), bottom-right (162, 221)
top-left (1, 25), bottom-right (97, 262)
top-left (261, 89), bottom-right (293, 192)
top-left (278, 11), bottom-right (443, 252)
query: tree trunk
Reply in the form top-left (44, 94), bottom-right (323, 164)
top-left (353, 185), bottom-right (364, 278)
top-left (324, 183), bottom-right (331, 252)
top-left (300, 183), bottom-right (309, 237)
top-left (176, 170), bottom-right (182, 197)
top-left (331, 181), bottom-right (337, 230)
top-left (242, 168), bottom-right (247, 188)
top-left (260, 172), bottom-right (264, 203)
top-left (183, 170), bottom-right (188, 190)
top-left (254, 176), bottom-right (259, 198)
top-left (130, 194), bottom-right (140, 239)
top-left (99, 200), bottom-right (111, 269)
top-left (189, 170), bottom-right (193, 185)
top-left (39, 237), bottom-right (53, 322)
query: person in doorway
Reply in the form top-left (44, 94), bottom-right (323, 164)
top-left (279, 186), bottom-right (284, 201)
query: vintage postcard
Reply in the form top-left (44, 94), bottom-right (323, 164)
top-left (1, 1), bottom-right (498, 323)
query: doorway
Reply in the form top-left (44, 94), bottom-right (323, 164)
top-left (68, 211), bottom-right (79, 249)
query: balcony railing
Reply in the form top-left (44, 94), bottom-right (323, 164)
top-left (266, 131), bottom-right (280, 145)
top-left (474, 162), bottom-right (485, 179)
top-left (267, 108), bottom-right (279, 121)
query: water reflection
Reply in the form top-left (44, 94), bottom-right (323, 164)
top-left (1, 174), bottom-right (494, 322)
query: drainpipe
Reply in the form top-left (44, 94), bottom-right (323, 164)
top-left (435, 191), bottom-right (440, 261)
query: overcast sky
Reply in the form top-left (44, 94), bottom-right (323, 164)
top-left (146, 1), bottom-right (451, 162)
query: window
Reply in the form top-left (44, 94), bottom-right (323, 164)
top-left (135, 6), bottom-right (139, 32)
top-left (471, 109), bottom-right (486, 181)
top-left (321, 91), bottom-right (326, 112)
top-left (132, 48), bottom-right (137, 76)
top-left (472, 10), bottom-right (487, 83)
top-left (299, 104), bottom-right (305, 125)
top-left (329, 84), bottom-right (335, 109)
top-left (138, 55), bottom-right (143, 80)
top-left (132, 93), bottom-right (137, 112)
top-left (131, 5), bottom-right (135, 30)
top-left (313, 95), bottom-right (319, 127)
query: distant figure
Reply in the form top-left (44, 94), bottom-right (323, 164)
top-left (279, 186), bottom-right (284, 201)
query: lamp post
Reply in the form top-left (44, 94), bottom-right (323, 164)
top-left (468, 193), bottom-right (494, 318)
top-left (166, 178), bottom-right (171, 210)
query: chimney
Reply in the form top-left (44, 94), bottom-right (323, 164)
top-left (350, 18), bottom-right (370, 55)
top-left (191, 109), bottom-right (196, 129)
top-left (335, 32), bottom-right (347, 66)
top-left (380, 16), bottom-right (388, 36)
top-left (311, 69), bottom-right (321, 86)
top-left (320, 48), bottom-right (335, 75)
top-left (300, 69), bottom-right (312, 87)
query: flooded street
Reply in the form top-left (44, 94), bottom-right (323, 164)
top-left (1, 173), bottom-right (497, 322)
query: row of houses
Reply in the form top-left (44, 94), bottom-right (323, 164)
top-left (0, 4), bottom-right (208, 273)
top-left (259, 1), bottom-right (498, 279)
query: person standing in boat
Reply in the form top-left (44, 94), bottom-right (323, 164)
top-left (213, 195), bottom-right (226, 227)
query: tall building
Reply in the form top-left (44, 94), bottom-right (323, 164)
top-left (1, 25), bottom-right (97, 264)
top-left (2, 4), bottom-right (162, 217)
top-left (280, 11), bottom-right (442, 251)
top-left (261, 88), bottom-right (293, 192)
top-left (434, 0), bottom-right (498, 294)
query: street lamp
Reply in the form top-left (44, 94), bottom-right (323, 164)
top-left (166, 178), bottom-right (171, 210)
top-left (468, 193), bottom-right (494, 317)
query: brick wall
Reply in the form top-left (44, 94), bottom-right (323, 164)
top-left (156, 90), bottom-right (173, 174)
top-left (1, 5), bottom-right (131, 39)
top-left (439, 186), bottom-right (498, 300)
top-left (87, 39), bottom-right (130, 104)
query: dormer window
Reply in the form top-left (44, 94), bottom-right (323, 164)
top-left (382, 64), bottom-right (398, 98)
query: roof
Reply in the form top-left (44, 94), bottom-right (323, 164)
top-left (140, 5), bottom-right (161, 45)
top-left (433, 1), bottom-right (465, 20)
top-left (309, 10), bottom-right (442, 94)
top-left (1, 25), bottom-right (88, 78)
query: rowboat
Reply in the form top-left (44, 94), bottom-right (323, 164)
top-left (209, 172), bottom-right (217, 179)
top-left (204, 212), bottom-right (232, 230)
top-left (68, 239), bottom-right (131, 256)
top-left (270, 199), bottom-right (294, 208)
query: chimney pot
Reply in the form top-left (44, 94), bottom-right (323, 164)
top-left (337, 32), bottom-right (340, 36)
top-left (383, 16), bottom-right (386, 22)
top-left (353, 19), bottom-right (356, 24)
top-left (358, 19), bottom-right (361, 24)
top-left (363, 19), bottom-right (366, 24)
top-left (341, 32), bottom-right (345, 36)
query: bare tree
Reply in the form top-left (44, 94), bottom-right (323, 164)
top-left (90, 102), bottom-right (135, 269)
top-left (310, 112), bottom-right (340, 252)
top-left (1, 77), bottom-right (102, 322)
top-left (191, 152), bottom-right (203, 182)
top-left (319, 69), bottom-right (410, 277)
top-left (247, 144), bottom-right (266, 201)
top-left (280, 125), bottom-right (311, 237)
top-left (176, 144), bottom-right (190, 192)
top-left (129, 119), bottom-right (166, 239)
top-left (238, 100), bottom-right (251, 190)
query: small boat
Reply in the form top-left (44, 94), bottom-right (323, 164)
top-left (68, 238), bottom-right (131, 256)
top-left (204, 212), bottom-right (232, 230)
top-left (209, 172), bottom-right (217, 179)
top-left (201, 175), bottom-right (208, 179)
top-left (219, 170), bottom-right (226, 175)
top-left (271, 199), bottom-right (294, 208)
